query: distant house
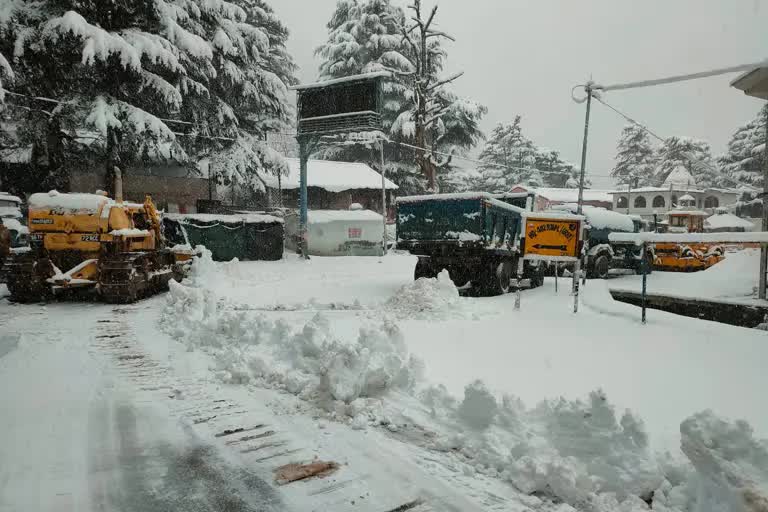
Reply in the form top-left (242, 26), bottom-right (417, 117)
top-left (704, 210), bottom-right (756, 232)
top-left (0, 141), bottom-right (208, 214)
top-left (263, 158), bottom-right (398, 213)
top-left (609, 166), bottom-right (740, 220)
top-left (509, 185), bottom-right (614, 210)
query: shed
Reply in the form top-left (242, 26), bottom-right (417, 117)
top-left (284, 208), bottom-right (385, 256)
top-left (265, 158), bottom-right (398, 213)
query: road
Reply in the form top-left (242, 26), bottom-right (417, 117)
top-left (0, 297), bottom-right (531, 512)
top-left (0, 301), bottom-right (283, 512)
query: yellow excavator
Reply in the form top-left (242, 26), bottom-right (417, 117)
top-left (3, 171), bottom-right (191, 303)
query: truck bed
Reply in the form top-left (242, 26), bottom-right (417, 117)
top-left (396, 193), bottom-right (524, 255)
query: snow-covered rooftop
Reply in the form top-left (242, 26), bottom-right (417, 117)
top-left (534, 187), bottom-right (614, 204)
top-left (679, 193), bottom-right (696, 202)
top-left (290, 71), bottom-right (391, 91)
top-left (165, 212), bottom-right (283, 224)
top-left (264, 158), bottom-right (398, 193)
top-left (704, 213), bottom-right (755, 230)
top-left (663, 165), bottom-right (697, 187)
top-left (308, 209), bottom-right (383, 223)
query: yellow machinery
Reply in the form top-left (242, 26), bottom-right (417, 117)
top-left (653, 210), bottom-right (724, 272)
top-left (4, 188), bottom-right (191, 303)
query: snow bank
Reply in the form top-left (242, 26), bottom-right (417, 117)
top-left (680, 411), bottom-right (768, 512)
top-left (29, 191), bottom-right (111, 212)
top-left (384, 270), bottom-right (461, 319)
top-left (161, 256), bottom-right (423, 411)
top-left (610, 232), bottom-right (768, 244)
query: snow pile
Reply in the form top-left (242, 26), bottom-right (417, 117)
top-left (418, 385), bottom-right (663, 507)
top-left (679, 411), bottom-right (768, 512)
top-left (161, 256), bottom-right (423, 414)
top-left (384, 270), bottom-right (461, 319)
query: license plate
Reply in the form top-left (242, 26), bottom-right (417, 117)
top-left (81, 234), bottom-right (99, 242)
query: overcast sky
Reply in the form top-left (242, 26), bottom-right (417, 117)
top-left (271, 0), bottom-right (768, 188)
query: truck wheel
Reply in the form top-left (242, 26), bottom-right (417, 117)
top-left (477, 260), bottom-right (512, 296)
top-left (589, 254), bottom-right (610, 279)
top-left (414, 258), bottom-right (437, 280)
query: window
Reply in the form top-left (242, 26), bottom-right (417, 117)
top-left (634, 196), bottom-right (647, 208)
top-left (652, 195), bottom-right (665, 208)
top-left (671, 195), bottom-right (678, 207)
top-left (704, 196), bottom-right (719, 208)
top-left (670, 216), bottom-right (685, 227)
top-left (617, 196), bottom-right (628, 208)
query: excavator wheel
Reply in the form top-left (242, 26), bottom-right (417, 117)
top-left (4, 253), bottom-right (55, 303)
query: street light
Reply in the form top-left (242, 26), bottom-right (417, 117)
top-left (731, 65), bottom-right (768, 299)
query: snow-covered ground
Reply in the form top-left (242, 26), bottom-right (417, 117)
top-left (2, 249), bottom-right (767, 511)
top-left (609, 248), bottom-right (761, 304)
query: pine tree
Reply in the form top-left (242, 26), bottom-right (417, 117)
top-left (719, 105), bottom-right (767, 189)
top-left (611, 124), bottom-right (657, 186)
top-left (1, 0), bottom-right (295, 197)
top-left (315, 0), bottom-right (486, 193)
top-left (654, 136), bottom-right (713, 187)
top-left (476, 117), bottom-right (577, 191)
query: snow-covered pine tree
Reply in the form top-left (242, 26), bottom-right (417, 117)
top-left (654, 136), bottom-right (713, 187)
top-left (315, 0), bottom-right (486, 193)
top-left (610, 124), bottom-right (657, 186)
top-left (1, 0), bottom-right (295, 198)
top-left (476, 118), bottom-right (531, 192)
top-left (535, 148), bottom-right (579, 188)
top-left (718, 105), bottom-right (767, 189)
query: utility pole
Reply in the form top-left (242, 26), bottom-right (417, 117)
top-left (760, 105), bottom-right (768, 299)
top-left (572, 82), bottom-right (593, 313)
top-left (298, 137), bottom-right (310, 260)
top-left (380, 140), bottom-right (388, 256)
top-left (627, 176), bottom-right (633, 215)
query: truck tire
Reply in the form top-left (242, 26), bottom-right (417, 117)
top-left (529, 264), bottom-right (545, 288)
top-left (414, 257), bottom-right (437, 280)
top-left (476, 260), bottom-right (512, 296)
top-left (588, 254), bottom-right (610, 279)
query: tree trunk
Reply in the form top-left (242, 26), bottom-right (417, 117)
top-left (45, 115), bottom-right (68, 192)
top-left (105, 127), bottom-right (120, 198)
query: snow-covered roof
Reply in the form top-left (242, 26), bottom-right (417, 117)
top-left (663, 165), bottom-right (697, 187)
top-left (704, 213), bottom-right (755, 230)
top-left (266, 158), bottom-right (398, 193)
top-left (290, 71), bottom-right (391, 91)
top-left (533, 187), bottom-right (613, 204)
top-left (308, 209), bottom-right (382, 223)
top-left (679, 193), bottom-right (696, 202)
top-left (165, 212), bottom-right (283, 224)
top-left (666, 209), bottom-right (709, 217)
top-left (29, 191), bottom-right (112, 212)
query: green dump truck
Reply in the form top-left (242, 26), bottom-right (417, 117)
top-left (395, 192), bottom-right (544, 295)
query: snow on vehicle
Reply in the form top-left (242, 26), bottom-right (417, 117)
top-left (0, 192), bottom-right (29, 249)
top-left (653, 209), bottom-right (724, 271)
top-left (395, 192), bottom-right (545, 296)
top-left (3, 184), bottom-right (190, 303)
top-left (548, 204), bottom-right (651, 279)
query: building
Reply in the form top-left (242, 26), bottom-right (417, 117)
top-left (0, 142), bottom-right (209, 214)
top-left (263, 158), bottom-right (398, 213)
top-left (609, 166), bottom-right (740, 220)
top-left (509, 185), bottom-right (614, 210)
